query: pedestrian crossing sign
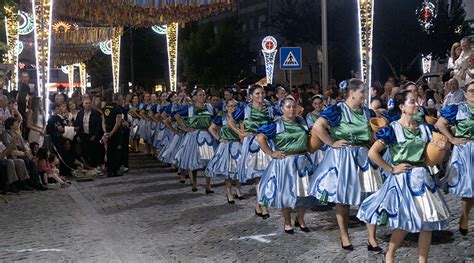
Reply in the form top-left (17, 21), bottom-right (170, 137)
top-left (280, 47), bottom-right (302, 70)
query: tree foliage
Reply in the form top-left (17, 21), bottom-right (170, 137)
top-left (180, 18), bottom-right (253, 89)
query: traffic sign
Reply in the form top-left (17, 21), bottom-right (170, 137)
top-left (280, 47), bottom-right (302, 70)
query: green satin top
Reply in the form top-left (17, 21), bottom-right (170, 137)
top-left (275, 121), bottom-right (308, 153)
top-left (455, 105), bottom-right (474, 139)
top-left (330, 107), bottom-right (371, 145)
top-left (243, 107), bottom-right (271, 133)
top-left (188, 106), bottom-right (212, 129)
top-left (221, 124), bottom-right (239, 141)
top-left (390, 127), bottom-right (426, 165)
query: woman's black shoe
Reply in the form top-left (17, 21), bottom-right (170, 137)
top-left (255, 209), bottom-right (263, 217)
top-left (340, 239), bottom-right (354, 251)
top-left (261, 213), bottom-right (270, 219)
top-left (367, 241), bottom-right (383, 252)
top-left (294, 219), bottom-right (311, 232)
top-left (191, 188), bottom-right (197, 192)
top-left (226, 195), bottom-right (235, 204)
top-left (284, 228), bottom-right (294, 234)
top-left (205, 189), bottom-right (214, 194)
top-left (179, 180), bottom-right (185, 184)
top-left (234, 194), bottom-right (244, 200)
top-left (459, 228), bottom-right (468, 236)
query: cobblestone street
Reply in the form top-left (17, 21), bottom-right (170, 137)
top-left (0, 153), bottom-right (473, 262)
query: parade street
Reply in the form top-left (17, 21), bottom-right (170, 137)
top-left (0, 153), bottom-right (472, 262)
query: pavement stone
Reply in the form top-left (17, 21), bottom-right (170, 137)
top-left (0, 153), bottom-right (473, 262)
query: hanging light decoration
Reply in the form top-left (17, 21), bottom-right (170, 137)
top-left (32, 0), bottom-right (54, 116)
top-left (79, 62), bottom-right (87, 94)
top-left (16, 40), bottom-right (24, 55)
top-left (151, 25), bottom-right (167, 35)
top-left (99, 40), bottom-right (113, 55)
top-left (261, 36), bottom-right (278, 86)
top-left (61, 65), bottom-right (69, 74)
top-left (416, 1), bottom-right (437, 34)
top-left (357, 0), bottom-right (374, 88)
top-left (4, 5), bottom-right (20, 92)
top-left (111, 29), bottom-right (121, 93)
top-left (422, 53), bottom-right (432, 74)
top-left (53, 21), bottom-right (72, 33)
top-left (18, 11), bottom-right (34, 35)
top-left (67, 64), bottom-right (74, 94)
top-left (166, 23), bottom-right (178, 91)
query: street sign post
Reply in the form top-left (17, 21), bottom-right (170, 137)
top-left (280, 47), bottom-right (302, 92)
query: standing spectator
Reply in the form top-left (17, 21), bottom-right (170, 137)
top-left (448, 42), bottom-right (462, 70)
top-left (103, 92), bottom-right (124, 177)
top-left (443, 78), bottom-right (465, 106)
top-left (461, 53), bottom-right (474, 85)
top-left (26, 97), bottom-right (45, 147)
top-left (46, 104), bottom-right (65, 151)
top-left (75, 97), bottom-right (103, 167)
top-left (0, 95), bottom-right (10, 136)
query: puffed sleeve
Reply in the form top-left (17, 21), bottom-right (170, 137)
top-left (439, 104), bottom-right (458, 123)
top-left (382, 110), bottom-right (400, 123)
top-left (212, 116), bottom-right (223, 127)
top-left (257, 121), bottom-right (277, 140)
top-left (319, 104), bottom-right (341, 127)
top-left (305, 113), bottom-right (314, 128)
top-left (273, 105), bottom-right (283, 116)
top-left (232, 105), bottom-right (245, 122)
top-left (375, 126), bottom-right (396, 145)
top-left (173, 105), bottom-right (189, 117)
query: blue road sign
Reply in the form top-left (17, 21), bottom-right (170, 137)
top-left (280, 47), bottom-right (302, 70)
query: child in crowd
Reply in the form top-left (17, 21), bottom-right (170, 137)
top-left (37, 148), bottom-right (69, 188)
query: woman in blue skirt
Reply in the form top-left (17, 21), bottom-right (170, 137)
top-left (358, 90), bottom-right (450, 263)
top-left (174, 89), bottom-right (216, 193)
top-left (436, 81), bottom-right (474, 236)
top-left (307, 79), bottom-right (383, 250)
top-left (206, 99), bottom-right (243, 203)
top-left (229, 85), bottom-right (275, 219)
top-left (257, 97), bottom-right (316, 234)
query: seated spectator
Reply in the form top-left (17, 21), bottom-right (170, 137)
top-left (37, 148), bottom-right (68, 188)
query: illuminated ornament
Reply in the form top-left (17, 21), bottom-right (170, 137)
top-left (261, 36), bottom-right (278, 85)
top-left (32, 0), bottom-right (54, 118)
top-left (152, 25), bottom-right (167, 35)
top-left (166, 23), bottom-right (178, 91)
top-left (417, 1), bottom-right (437, 34)
top-left (18, 11), bottom-right (34, 35)
top-left (68, 64), bottom-right (74, 96)
top-left (422, 53), bottom-right (432, 74)
top-left (61, 65), bottom-right (69, 74)
top-left (16, 40), bottom-right (24, 55)
top-left (99, 40), bottom-right (112, 55)
top-left (357, 0), bottom-right (374, 88)
top-left (53, 21), bottom-right (72, 33)
top-left (4, 5), bottom-right (19, 91)
top-left (79, 62), bottom-right (87, 94)
top-left (111, 30), bottom-right (121, 93)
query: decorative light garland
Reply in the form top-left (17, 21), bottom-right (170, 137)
top-left (111, 28), bottom-right (122, 93)
top-left (261, 36), bottom-right (278, 86)
top-left (166, 23), bottom-right (178, 91)
top-left (32, 0), bottom-right (54, 117)
top-left (357, 0), bottom-right (374, 88)
top-left (151, 25), bottom-right (167, 35)
top-left (53, 21), bottom-right (72, 33)
top-left (68, 64), bottom-right (74, 96)
top-left (422, 53), bottom-right (432, 74)
top-left (417, 1), bottom-right (437, 34)
top-left (79, 62), bottom-right (87, 94)
top-left (4, 5), bottom-right (19, 92)
top-left (18, 11), bottom-right (34, 35)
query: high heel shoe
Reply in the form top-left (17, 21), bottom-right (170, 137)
top-left (284, 228), bottom-right (294, 234)
top-left (234, 193), bottom-right (244, 200)
top-left (255, 209), bottom-right (263, 217)
top-left (205, 189), bottom-right (214, 194)
top-left (459, 228), bottom-right (468, 236)
top-left (261, 213), bottom-right (270, 219)
top-left (294, 219), bottom-right (311, 232)
top-left (367, 240), bottom-right (383, 252)
top-left (226, 195), bottom-right (235, 204)
top-left (340, 239), bottom-right (353, 251)
top-left (191, 187), bottom-right (197, 192)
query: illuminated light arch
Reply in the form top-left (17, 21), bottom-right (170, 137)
top-left (357, 0), bottom-right (374, 88)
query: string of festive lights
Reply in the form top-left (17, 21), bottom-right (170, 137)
top-left (357, 0), bottom-right (374, 88)
top-left (4, 5), bottom-right (19, 92)
top-left (166, 23), bottom-right (178, 91)
top-left (79, 62), bottom-right (87, 94)
top-left (261, 36), bottom-right (278, 85)
top-left (417, 1), bottom-right (437, 34)
top-left (68, 64), bottom-right (74, 96)
top-left (111, 28), bottom-right (122, 93)
top-left (32, 0), bottom-right (54, 116)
